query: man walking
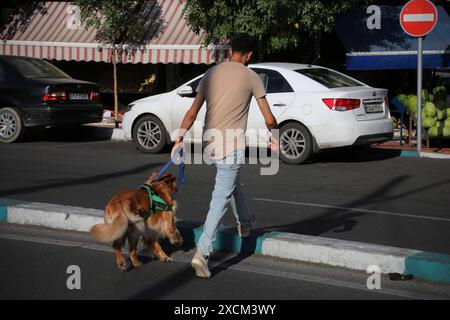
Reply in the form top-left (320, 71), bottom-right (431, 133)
top-left (171, 34), bottom-right (278, 278)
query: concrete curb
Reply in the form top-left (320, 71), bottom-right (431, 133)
top-left (399, 149), bottom-right (450, 159)
top-left (1, 198), bottom-right (449, 284)
top-left (92, 127), bottom-right (127, 141)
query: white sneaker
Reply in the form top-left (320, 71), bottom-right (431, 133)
top-left (191, 250), bottom-right (211, 278)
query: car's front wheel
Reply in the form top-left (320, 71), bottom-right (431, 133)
top-left (279, 122), bottom-right (313, 165)
top-left (132, 114), bottom-right (167, 153)
top-left (0, 107), bottom-right (25, 143)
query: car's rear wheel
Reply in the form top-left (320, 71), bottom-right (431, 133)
top-left (279, 122), bottom-right (313, 165)
top-left (0, 107), bottom-right (25, 143)
top-left (132, 114), bottom-right (167, 153)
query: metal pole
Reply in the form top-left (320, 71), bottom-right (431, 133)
top-left (417, 36), bottom-right (423, 152)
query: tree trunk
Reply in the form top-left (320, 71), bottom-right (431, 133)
top-left (112, 49), bottom-right (119, 128)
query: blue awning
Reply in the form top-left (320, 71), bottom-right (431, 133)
top-left (335, 6), bottom-right (450, 70)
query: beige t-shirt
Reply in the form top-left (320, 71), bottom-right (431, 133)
top-left (196, 61), bottom-right (266, 160)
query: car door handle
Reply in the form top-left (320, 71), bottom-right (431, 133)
top-left (272, 103), bottom-right (286, 107)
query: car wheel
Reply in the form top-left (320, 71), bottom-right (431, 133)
top-left (0, 107), bottom-right (25, 143)
top-left (132, 115), bottom-right (167, 153)
top-left (279, 122), bottom-right (313, 165)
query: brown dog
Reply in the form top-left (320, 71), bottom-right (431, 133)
top-left (90, 172), bottom-right (183, 271)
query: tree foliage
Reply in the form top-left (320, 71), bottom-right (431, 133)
top-left (1, 1), bottom-right (46, 41)
top-left (183, 0), bottom-right (373, 54)
top-left (73, 0), bottom-right (164, 126)
top-left (74, 0), bottom-right (163, 51)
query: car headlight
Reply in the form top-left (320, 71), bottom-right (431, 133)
top-left (126, 103), bottom-right (135, 112)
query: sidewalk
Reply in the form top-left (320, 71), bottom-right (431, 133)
top-left (373, 141), bottom-right (450, 159)
top-left (1, 198), bottom-right (449, 285)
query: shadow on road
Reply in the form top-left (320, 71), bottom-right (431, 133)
top-left (122, 174), bottom-right (450, 297)
top-left (0, 162), bottom-right (163, 197)
top-left (208, 175), bottom-right (450, 278)
top-left (310, 146), bottom-right (402, 164)
top-left (22, 126), bottom-right (114, 143)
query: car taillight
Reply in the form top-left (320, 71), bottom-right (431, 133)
top-left (322, 98), bottom-right (361, 111)
top-left (42, 91), bottom-right (67, 102)
top-left (89, 91), bottom-right (100, 101)
top-left (384, 96), bottom-right (389, 108)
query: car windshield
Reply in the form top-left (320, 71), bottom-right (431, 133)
top-left (7, 58), bottom-right (71, 79)
top-left (295, 68), bottom-right (364, 88)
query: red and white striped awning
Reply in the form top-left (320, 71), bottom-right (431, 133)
top-left (0, 1), bottom-right (228, 64)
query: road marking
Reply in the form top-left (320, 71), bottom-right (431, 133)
top-left (253, 198), bottom-right (450, 223)
top-left (0, 231), bottom-right (446, 300)
top-left (403, 14), bottom-right (435, 22)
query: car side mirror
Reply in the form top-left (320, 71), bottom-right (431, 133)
top-left (177, 86), bottom-right (194, 97)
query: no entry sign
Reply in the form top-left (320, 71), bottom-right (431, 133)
top-left (400, 0), bottom-right (438, 37)
top-left (399, 0), bottom-right (438, 152)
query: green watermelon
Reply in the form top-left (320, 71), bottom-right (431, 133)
top-left (422, 89), bottom-right (429, 101)
top-left (428, 126), bottom-right (442, 137)
top-left (408, 95), bottom-right (418, 114)
top-left (424, 101), bottom-right (436, 117)
top-left (397, 94), bottom-right (409, 107)
top-left (443, 127), bottom-right (450, 137)
top-left (423, 117), bottom-right (436, 128)
top-left (433, 86), bottom-right (447, 101)
top-left (422, 110), bottom-right (427, 119)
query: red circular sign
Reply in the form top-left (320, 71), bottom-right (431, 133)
top-left (400, 0), bottom-right (438, 37)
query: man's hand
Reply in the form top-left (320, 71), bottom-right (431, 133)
top-left (171, 136), bottom-right (184, 163)
top-left (269, 134), bottom-right (279, 152)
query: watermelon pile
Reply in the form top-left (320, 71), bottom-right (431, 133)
top-left (396, 86), bottom-right (450, 138)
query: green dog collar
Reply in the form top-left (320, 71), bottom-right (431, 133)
top-left (139, 184), bottom-right (172, 219)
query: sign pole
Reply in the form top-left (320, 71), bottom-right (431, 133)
top-left (417, 36), bottom-right (423, 152)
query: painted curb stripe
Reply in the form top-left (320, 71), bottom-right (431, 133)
top-left (179, 223), bottom-right (280, 255)
top-left (0, 198), bottom-right (30, 222)
top-left (397, 150), bottom-right (450, 159)
top-left (0, 206), bottom-right (7, 222)
top-left (405, 252), bottom-right (450, 283)
top-left (400, 150), bottom-right (419, 157)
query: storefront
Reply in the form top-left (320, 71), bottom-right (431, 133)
top-left (334, 5), bottom-right (449, 95)
top-left (0, 1), bottom-right (228, 108)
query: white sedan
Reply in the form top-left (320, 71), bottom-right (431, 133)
top-left (122, 63), bottom-right (393, 164)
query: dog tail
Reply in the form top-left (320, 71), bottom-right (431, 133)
top-left (90, 210), bottom-right (128, 243)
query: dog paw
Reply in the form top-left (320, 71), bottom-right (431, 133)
top-left (117, 263), bottom-right (128, 272)
top-left (160, 256), bottom-right (174, 262)
top-left (131, 260), bottom-right (143, 269)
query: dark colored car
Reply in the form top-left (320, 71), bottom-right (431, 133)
top-left (0, 56), bottom-right (104, 143)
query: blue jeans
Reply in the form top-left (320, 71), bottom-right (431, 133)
top-left (197, 150), bottom-right (253, 256)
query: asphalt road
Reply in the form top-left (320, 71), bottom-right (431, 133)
top-left (1, 223), bottom-right (449, 300)
top-left (1, 127), bottom-right (450, 255)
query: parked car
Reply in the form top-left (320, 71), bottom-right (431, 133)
top-left (0, 56), bottom-right (104, 143)
top-left (122, 62), bottom-right (393, 164)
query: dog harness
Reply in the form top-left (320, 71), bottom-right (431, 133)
top-left (138, 184), bottom-right (172, 219)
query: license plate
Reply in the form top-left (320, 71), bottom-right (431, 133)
top-left (69, 93), bottom-right (89, 100)
top-left (364, 103), bottom-right (383, 113)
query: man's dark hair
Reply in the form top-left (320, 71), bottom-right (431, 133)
top-left (230, 33), bottom-right (256, 54)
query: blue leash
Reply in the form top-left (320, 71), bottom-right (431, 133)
top-left (155, 148), bottom-right (185, 196)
